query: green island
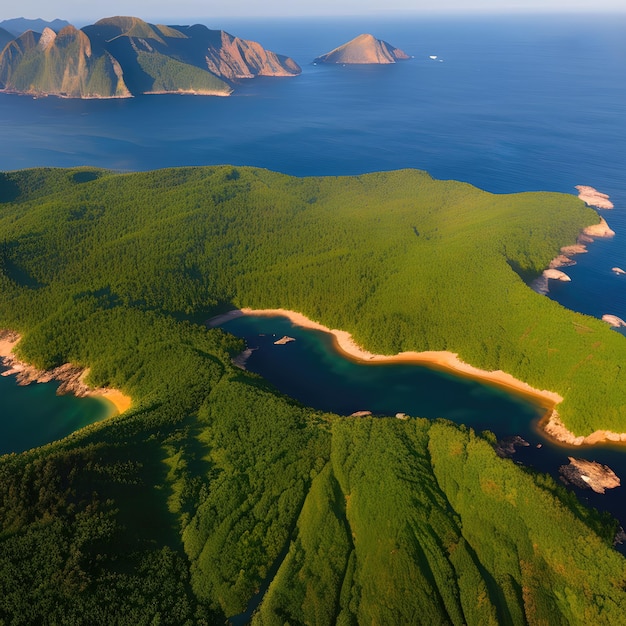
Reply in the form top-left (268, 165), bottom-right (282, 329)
top-left (0, 165), bottom-right (625, 624)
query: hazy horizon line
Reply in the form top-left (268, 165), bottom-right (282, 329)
top-left (2, 8), bottom-right (626, 26)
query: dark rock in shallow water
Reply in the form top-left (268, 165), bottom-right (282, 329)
top-left (494, 435), bottom-right (530, 458)
top-left (614, 526), bottom-right (626, 547)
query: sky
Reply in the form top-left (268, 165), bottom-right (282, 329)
top-left (2, 0), bottom-right (625, 24)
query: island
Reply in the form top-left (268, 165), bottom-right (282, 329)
top-left (0, 166), bottom-right (625, 624)
top-left (313, 33), bottom-right (409, 64)
top-left (0, 15), bottom-right (300, 98)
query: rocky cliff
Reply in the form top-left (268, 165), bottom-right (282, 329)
top-left (199, 27), bottom-right (301, 79)
top-left (0, 25), bottom-right (131, 98)
top-left (0, 15), bottom-right (301, 99)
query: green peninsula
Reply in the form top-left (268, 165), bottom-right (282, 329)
top-left (0, 166), bottom-right (625, 624)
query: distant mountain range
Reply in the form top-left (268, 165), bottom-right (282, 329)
top-left (0, 16), bottom-right (301, 98)
top-left (0, 17), bottom-right (70, 37)
top-left (314, 33), bottom-right (409, 64)
top-left (0, 27), bottom-right (14, 50)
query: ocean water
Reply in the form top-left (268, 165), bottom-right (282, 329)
top-left (1, 13), bottom-right (625, 515)
top-left (0, 369), bottom-right (114, 455)
top-left (1, 14), bottom-right (624, 318)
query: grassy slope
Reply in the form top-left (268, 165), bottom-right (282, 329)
top-left (136, 51), bottom-right (232, 94)
top-left (0, 165), bottom-right (625, 624)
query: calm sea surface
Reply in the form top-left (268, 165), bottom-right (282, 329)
top-left (0, 371), bottom-right (114, 455)
top-left (1, 15), bottom-right (626, 524)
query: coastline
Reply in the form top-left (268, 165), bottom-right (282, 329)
top-left (0, 331), bottom-right (131, 415)
top-left (238, 308), bottom-right (563, 407)
top-left (213, 308), bottom-right (626, 447)
top-left (540, 412), bottom-right (626, 447)
top-left (532, 205), bottom-right (615, 294)
top-left (576, 185), bottom-right (614, 209)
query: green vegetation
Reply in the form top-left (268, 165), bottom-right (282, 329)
top-left (0, 16), bottom-right (300, 98)
top-left (136, 51), bottom-right (232, 94)
top-left (0, 165), bottom-right (625, 623)
top-left (0, 165), bottom-right (620, 433)
top-left (0, 27), bottom-right (129, 98)
top-left (258, 419), bottom-right (625, 625)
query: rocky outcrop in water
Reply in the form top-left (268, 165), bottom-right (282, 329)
top-left (602, 314), bottom-right (626, 328)
top-left (575, 185), bottom-right (614, 209)
top-left (582, 217), bottom-right (615, 238)
top-left (559, 457), bottom-right (620, 494)
top-left (543, 268), bottom-right (571, 281)
top-left (494, 435), bottom-right (530, 458)
top-left (274, 336), bottom-right (295, 345)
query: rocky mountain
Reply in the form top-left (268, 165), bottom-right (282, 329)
top-left (314, 33), bottom-right (409, 64)
top-left (0, 26), bottom-right (131, 98)
top-left (0, 17), bottom-right (70, 37)
top-left (177, 24), bottom-right (302, 80)
top-left (0, 15), bottom-right (301, 98)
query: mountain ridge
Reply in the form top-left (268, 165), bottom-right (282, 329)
top-left (0, 15), bottom-right (301, 98)
top-left (0, 17), bottom-right (70, 37)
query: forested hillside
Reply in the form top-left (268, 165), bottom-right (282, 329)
top-left (0, 166), bottom-right (625, 624)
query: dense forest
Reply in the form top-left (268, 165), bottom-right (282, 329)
top-left (0, 166), bottom-right (625, 623)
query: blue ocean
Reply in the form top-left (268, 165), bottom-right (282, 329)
top-left (1, 14), bottom-right (624, 320)
top-left (1, 14), bottom-right (626, 521)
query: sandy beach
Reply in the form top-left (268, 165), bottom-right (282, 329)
top-left (219, 308), bottom-right (626, 447)
top-left (0, 330), bottom-right (131, 415)
top-left (236, 308), bottom-right (563, 407)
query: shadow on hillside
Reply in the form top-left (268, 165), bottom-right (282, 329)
top-left (0, 173), bottom-right (20, 203)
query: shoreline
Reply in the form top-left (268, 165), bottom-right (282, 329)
top-left (540, 412), bottom-right (626, 447)
top-left (238, 308), bottom-right (563, 407)
top-left (212, 308), bottom-right (626, 447)
top-left (0, 331), bottom-right (131, 415)
top-left (532, 207), bottom-right (615, 294)
top-left (576, 185), bottom-right (614, 210)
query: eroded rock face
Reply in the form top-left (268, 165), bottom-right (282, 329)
top-left (314, 33), bottom-right (409, 64)
top-left (0, 16), bottom-right (300, 98)
top-left (203, 29), bottom-right (301, 80)
top-left (559, 457), bottom-right (620, 494)
top-left (0, 24), bottom-right (131, 97)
